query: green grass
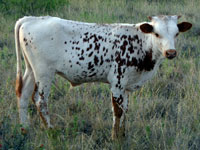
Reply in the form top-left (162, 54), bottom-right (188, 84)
top-left (0, 0), bottom-right (200, 149)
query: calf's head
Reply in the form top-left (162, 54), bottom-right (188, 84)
top-left (140, 15), bottom-right (192, 59)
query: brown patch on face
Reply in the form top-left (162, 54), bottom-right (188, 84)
top-left (16, 73), bottom-right (23, 98)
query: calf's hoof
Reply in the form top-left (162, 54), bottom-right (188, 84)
top-left (111, 127), bottom-right (125, 141)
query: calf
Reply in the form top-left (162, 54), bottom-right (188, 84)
top-left (15, 15), bottom-right (192, 139)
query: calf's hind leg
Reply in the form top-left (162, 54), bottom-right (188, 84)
top-left (17, 67), bottom-right (35, 126)
top-left (32, 73), bottom-right (54, 128)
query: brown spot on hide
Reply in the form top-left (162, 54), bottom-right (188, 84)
top-left (114, 34), bottom-right (120, 38)
top-left (87, 44), bottom-right (92, 51)
top-left (120, 35), bottom-right (127, 40)
top-left (79, 56), bottom-right (84, 60)
top-left (88, 52), bottom-right (93, 57)
top-left (128, 35), bottom-right (135, 41)
top-left (105, 59), bottom-right (110, 62)
top-left (120, 40), bottom-right (128, 56)
top-left (94, 43), bottom-right (100, 51)
top-left (115, 51), bottom-right (126, 69)
top-left (88, 72), bottom-right (96, 77)
top-left (16, 73), bottom-right (23, 98)
top-left (76, 47), bottom-right (80, 50)
top-left (112, 95), bottom-right (123, 118)
top-left (76, 62), bottom-right (81, 65)
top-left (90, 34), bottom-right (98, 43)
top-left (136, 49), bottom-right (156, 71)
top-left (83, 37), bottom-right (89, 42)
top-left (111, 94), bottom-right (126, 139)
top-left (126, 49), bottom-right (156, 71)
top-left (32, 83), bottom-right (38, 104)
top-left (39, 111), bottom-right (48, 127)
top-left (94, 55), bottom-right (99, 65)
top-left (39, 90), bottom-right (44, 100)
top-left (100, 56), bottom-right (104, 65)
top-left (36, 101), bottom-right (48, 127)
top-left (81, 50), bottom-right (84, 55)
top-left (88, 62), bottom-right (94, 70)
top-left (84, 32), bottom-right (89, 35)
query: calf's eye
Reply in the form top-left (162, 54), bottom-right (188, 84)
top-left (155, 33), bottom-right (160, 38)
top-left (175, 33), bottom-right (179, 37)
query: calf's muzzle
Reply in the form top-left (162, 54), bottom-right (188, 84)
top-left (164, 49), bottom-right (177, 59)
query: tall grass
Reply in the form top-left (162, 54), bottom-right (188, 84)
top-left (0, 0), bottom-right (200, 149)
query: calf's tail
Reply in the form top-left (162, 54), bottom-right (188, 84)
top-left (15, 18), bottom-right (24, 98)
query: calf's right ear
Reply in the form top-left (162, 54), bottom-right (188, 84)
top-left (140, 23), bottom-right (153, 33)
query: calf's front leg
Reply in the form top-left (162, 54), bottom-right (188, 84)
top-left (111, 91), bottom-right (128, 140)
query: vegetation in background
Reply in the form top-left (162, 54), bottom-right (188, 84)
top-left (0, 0), bottom-right (200, 149)
top-left (0, 0), bottom-right (68, 16)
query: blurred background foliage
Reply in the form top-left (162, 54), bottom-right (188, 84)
top-left (0, 0), bottom-right (69, 16)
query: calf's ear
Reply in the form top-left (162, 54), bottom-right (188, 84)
top-left (177, 22), bottom-right (192, 32)
top-left (140, 23), bottom-right (153, 33)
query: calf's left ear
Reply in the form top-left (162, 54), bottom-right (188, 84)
top-left (177, 22), bottom-right (192, 32)
top-left (140, 23), bottom-right (153, 33)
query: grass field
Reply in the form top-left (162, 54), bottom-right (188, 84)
top-left (0, 0), bottom-right (200, 149)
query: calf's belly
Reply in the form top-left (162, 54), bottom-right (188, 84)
top-left (55, 64), bottom-right (111, 86)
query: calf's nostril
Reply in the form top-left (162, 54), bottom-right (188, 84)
top-left (165, 50), bottom-right (177, 59)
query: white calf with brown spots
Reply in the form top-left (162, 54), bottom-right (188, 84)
top-left (15, 15), bottom-right (192, 139)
